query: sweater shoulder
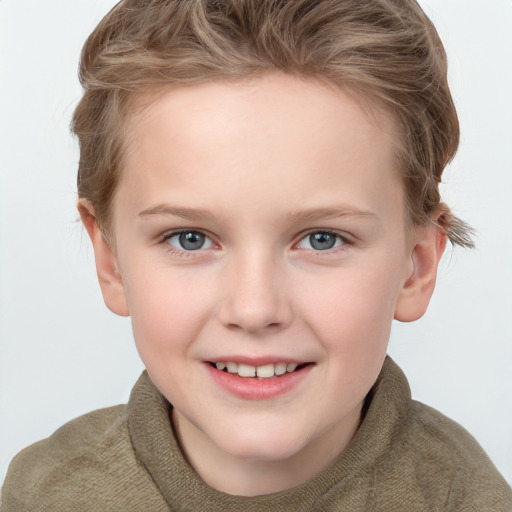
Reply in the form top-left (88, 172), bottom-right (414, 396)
top-left (1, 404), bottom-right (166, 512)
top-left (12, 404), bottom-right (128, 465)
top-left (400, 400), bottom-right (512, 510)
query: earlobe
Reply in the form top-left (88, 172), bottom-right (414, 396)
top-left (77, 198), bottom-right (130, 317)
top-left (394, 219), bottom-right (447, 322)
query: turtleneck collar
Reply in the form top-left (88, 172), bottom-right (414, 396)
top-left (127, 356), bottom-right (411, 511)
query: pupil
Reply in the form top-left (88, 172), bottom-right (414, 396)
top-left (179, 232), bottom-right (204, 250)
top-left (310, 232), bottom-right (335, 250)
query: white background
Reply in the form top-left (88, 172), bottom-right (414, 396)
top-left (1, 0), bottom-right (511, 487)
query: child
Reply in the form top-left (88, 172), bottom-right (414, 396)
top-left (2, 0), bottom-right (511, 510)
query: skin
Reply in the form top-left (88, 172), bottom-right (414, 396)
top-left (79, 74), bottom-right (446, 496)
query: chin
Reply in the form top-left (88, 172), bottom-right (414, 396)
top-left (213, 424), bottom-right (309, 462)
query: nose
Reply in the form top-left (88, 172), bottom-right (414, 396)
top-left (217, 252), bottom-right (293, 335)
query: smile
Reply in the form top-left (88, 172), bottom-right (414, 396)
top-left (206, 360), bottom-right (314, 400)
top-left (209, 361), bottom-right (309, 379)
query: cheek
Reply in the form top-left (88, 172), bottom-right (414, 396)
top-left (297, 261), bottom-right (403, 353)
top-left (122, 263), bottom-right (214, 361)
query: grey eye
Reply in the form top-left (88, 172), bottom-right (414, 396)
top-left (180, 232), bottom-right (205, 250)
top-left (298, 231), bottom-right (344, 251)
top-left (167, 231), bottom-right (213, 251)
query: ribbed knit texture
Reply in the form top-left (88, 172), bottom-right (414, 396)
top-left (2, 357), bottom-right (511, 511)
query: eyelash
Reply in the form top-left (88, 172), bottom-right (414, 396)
top-left (159, 229), bottom-right (350, 258)
top-left (160, 230), bottom-right (215, 258)
top-left (296, 230), bottom-right (347, 254)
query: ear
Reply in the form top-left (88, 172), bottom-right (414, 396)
top-left (394, 214), bottom-right (447, 322)
top-left (77, 198), bottom-right (130, 317)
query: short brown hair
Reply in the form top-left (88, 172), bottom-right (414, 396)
top-left (73, 0), bottom-right (473, 247)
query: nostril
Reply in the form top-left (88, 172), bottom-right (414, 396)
top-left (224, 322), bottom-right (281, 334)
top-left (218, 290), bottom-right (293, 334)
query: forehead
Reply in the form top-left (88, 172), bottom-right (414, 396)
top-left (127, 74), bottom-right (398, 159)
top-left (116, 74), bottom-right (404, 228)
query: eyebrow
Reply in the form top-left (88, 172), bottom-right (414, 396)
top-left (284, 207), bottom-right (377, 224)
top-left (138, 203), bottom-right (377, 223)
top-left (138, 204), bottom-right (216, 221)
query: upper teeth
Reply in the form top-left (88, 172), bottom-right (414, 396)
top-left (214, 361), bottom-right (299, 378)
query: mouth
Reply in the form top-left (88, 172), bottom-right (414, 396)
top-left (207, 361), bottom-right (313, 379)
top-left (205, 359), bottom-right (315, 400)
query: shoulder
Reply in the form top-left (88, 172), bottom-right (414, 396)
top-left (346, 358), bottom-right (512, 511)
top-left (1, 404), bottom-right (164, 512)
top-left (11, 403), bottom-right (129, 466)
top-left (398, 399), bottom-right (512, 510)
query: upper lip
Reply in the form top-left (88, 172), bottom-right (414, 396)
top-left (205, 356), bottom-right (311, 366)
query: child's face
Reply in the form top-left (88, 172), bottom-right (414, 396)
top-left (90, 74), bottom-right (441, 483)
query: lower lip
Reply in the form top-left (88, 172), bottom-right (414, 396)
top-left (205, 363), bottom-right (313, 400)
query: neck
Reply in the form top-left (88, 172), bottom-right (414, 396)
top-left (171, 405), bottom-right (362, 496)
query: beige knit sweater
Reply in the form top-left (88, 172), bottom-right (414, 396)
top-left (2, 357), bottom-right (511, 511)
